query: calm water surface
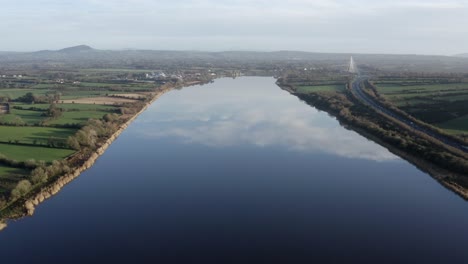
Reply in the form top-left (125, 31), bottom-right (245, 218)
top-left (1, 77), bottom-right (468, 263)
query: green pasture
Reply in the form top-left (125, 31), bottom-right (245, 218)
top-left (59, 89), bottom-right (149, 100)
top-left (0, 166), bottom-right (28, 177)
top-left (76, 82), bottom-right (116, 88)
top-left (438, 94), bottom-right (468, 102)
top-left (1, 109), bottom-right (46, 125)
top-left (0, 89), bottom-right (51, 99)
top-left (74, 82), bottom-right (155, 90)
top-left (374, 81), bottom-right (468, 135)
top-left (0, 143), bottom-right (75, 162)
top-left (40, 103), bottom-right (117, 111)
top-left (437, 115), bottom-right (468, 134)
top-left (12, 103), bottom-right (49, 110)
top-left (376, 83), bottom-right (468, 95)
top-left (375, 81), bottom-right (468, 107)
top-left (32, 84), bottom-right (57, 89)
top-left (0, 126), bottom-right (76, 144)
top-left (1, 103), bottom-right (116, 125)
top-left (59, 90), bottom-right (124, 100)
top-left (47, 110), bottom-right (111, 125)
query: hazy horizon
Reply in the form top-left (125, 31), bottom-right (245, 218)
top-left (3, 0), bottom-right (468, 55)
top-left (2, 44), bottom-right (466, 57)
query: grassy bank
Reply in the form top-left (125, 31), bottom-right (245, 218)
top-left (277, 78), bottom-right (468, 199)
top-left (0, 77), bottom-right (209, 225)
top-left (0, 73), bottom-right (157, 218)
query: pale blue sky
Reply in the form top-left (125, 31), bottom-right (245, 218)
top-left (2, 0), bottom-right (468, 54)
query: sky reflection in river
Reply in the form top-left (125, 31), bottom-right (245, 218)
top-left (4, 77), bottom-right (468, 264)
top-left (139, 77), bottom-right (397, 161)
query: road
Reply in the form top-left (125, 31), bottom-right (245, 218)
top-left (349, 76), bottom-right (468, 154)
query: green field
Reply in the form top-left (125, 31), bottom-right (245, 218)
top-left (47, 110), bottom-right (110, 125)
top-left (0, 166), bottom-right (28, 177)
top-left (375, 83), bottom-right (468, 93)
top-left (2, 80), bottom-right (155, 102)
top-left (77, 82), bottom-right (119, 88)
top-left (296, 84), bottom-right (345, 93)
top-left (0, 68), bottom-right (158, 205)
top-left (374, 80), bottom-right (468, 134)
top-left (0, 88), bottom-right (51, 99)
top-left (57, 103), bottom-right (118, 111)
top-left (59, 90), bottom-right (126, 100)
top-left (13, 103), bottom-right (49, 110)
top-left (437, 115), bottom-right (468, 134)
top-left (1, 103), bottom-right (118, 126)
top-left (74, 81), bottom-right (155, 89)
top-left (32, 84), bottom-right (56, 89)
top-left (58, 89), bottom-right (150, 100)
top-left (24, 103), bottom-right (117, 111)
top-left (1, 109), bottom-right (46, 125)
top-left (0, 143), bottom-right (75, 162)
top-left (0, 126), bottom-right (76, 144)
top-left (375, 82), bottom-right (468, 100)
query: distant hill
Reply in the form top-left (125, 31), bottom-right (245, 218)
top-left (33, 45), bottom-right (95, 56)
top-left (58, 45), bottom-right (94, 53)
top-left (3, 45), bottom-right (468, 73)
top-left (455, 53), bottom-right (468, 58)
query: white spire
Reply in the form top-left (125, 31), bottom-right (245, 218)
top-left (348, 56), bottom-right (357, 74)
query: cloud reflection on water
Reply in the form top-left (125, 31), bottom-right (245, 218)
top-left (139, 78), bottom-right (398, 162)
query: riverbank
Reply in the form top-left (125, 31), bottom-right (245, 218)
top-left (0, 81), bottom-right (197, 229)
top-left (23, 87), bottom-right (173, 215)
top-left (277, 81), bottom-right (468, 199)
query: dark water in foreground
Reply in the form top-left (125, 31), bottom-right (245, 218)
top-left (1, 77), bottom-right (468, 263)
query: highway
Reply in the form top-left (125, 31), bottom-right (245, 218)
top-left (349, 76), bottom-right (468, 154)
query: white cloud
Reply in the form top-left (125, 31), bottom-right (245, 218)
top-left (138, 78), bottom-right (398, 162)
top-left (1, 0), bottom-right (468, 54)
top-left (141, 107), bottom-right (397, 161)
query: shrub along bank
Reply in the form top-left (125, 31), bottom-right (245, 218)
top-left (277, 78), bottom-right (468, 198)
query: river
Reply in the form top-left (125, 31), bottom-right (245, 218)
top-left (1, 77), bottom-right (468, 263)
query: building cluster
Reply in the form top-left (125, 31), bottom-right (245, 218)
top-left (0, 74), bottom-right (23, 78)
top-left (145, 71), bottom-right (167, 79)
